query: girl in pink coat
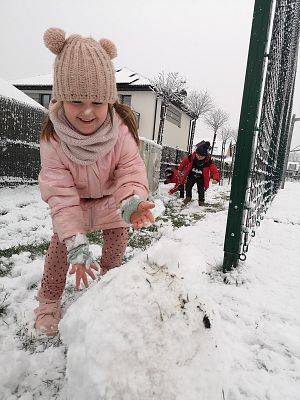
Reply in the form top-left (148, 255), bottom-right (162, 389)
top-left (34, 28), bottom-right (155, 336)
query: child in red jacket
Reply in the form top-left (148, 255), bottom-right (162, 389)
top-left (178, 141), bottom-right (220, 206)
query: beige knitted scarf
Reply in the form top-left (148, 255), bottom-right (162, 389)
top-left (48, 101), bottom-right (120, 165)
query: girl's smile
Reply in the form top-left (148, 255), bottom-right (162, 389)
top-left (63, 101), bottom-right (109, 135)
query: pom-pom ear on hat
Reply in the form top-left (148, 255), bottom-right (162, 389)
top-left (99, 38), bottom-right (117, 59)
top-left (44, 28), bottom-right (66, 55)
top-left (47, 29), bottom-right (118, 103)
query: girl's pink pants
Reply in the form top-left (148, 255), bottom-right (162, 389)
top-left (39, 228), bottom-right (129, 300)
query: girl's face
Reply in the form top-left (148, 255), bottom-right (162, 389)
top-left (63, 101), bottom-right (109, 135)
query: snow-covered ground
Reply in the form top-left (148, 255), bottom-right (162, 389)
top-left (0, 182), bottom-right (299, 399)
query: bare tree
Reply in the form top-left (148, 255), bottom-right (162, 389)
top-left (185, 90), bottom-right (214, 152)
top-left (228, 128), bottom-right (238, 184)
top-left (204, 108), bottom-right (229, 154)
top-left (219, 127), bottom-right (233, 184)
top-left (150, 72), bottom-right (187, 145)
top-left (230, 128), bottom-right (238, 144)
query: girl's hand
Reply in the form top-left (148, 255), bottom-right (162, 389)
top-left (130, 201), bottom-right (155, 229)
top-left (69, 263), bottom-right (99, 290)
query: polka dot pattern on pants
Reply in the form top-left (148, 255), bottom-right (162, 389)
top-left (39, 234), bottom-right (69, 301)
top-left (38, 228), bottom-right (129, 299)
top-left (100, 227), bottom-right (129, 272)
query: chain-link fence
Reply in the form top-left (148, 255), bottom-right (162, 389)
top-left (223, 0), bottom-right (300, 271)
top-left (160, 146), bottom-right (188, 179)
top-left (0, 95), bottom-right (45, 185)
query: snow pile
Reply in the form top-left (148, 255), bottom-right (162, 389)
top-left (0, 182), bottom-right (299, 399)
top-left (60, 244), bottom-right (228, 400)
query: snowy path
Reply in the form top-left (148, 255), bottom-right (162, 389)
top-left (0, 182), bottom-right (299, 399)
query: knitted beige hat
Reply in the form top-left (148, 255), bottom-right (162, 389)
top-left (44, 28), bottom-right (118, 103)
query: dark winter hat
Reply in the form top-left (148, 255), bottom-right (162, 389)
top-left (196, 141), bottom-right (210, 156)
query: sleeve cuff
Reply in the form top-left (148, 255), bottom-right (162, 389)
top-left (120, 195), bottom-right (143, 224)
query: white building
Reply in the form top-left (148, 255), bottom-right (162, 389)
top-left (12, 67), bottom-right (194, 151)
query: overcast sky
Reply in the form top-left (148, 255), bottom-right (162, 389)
top-left (0, 0), bottom-right (299, 149)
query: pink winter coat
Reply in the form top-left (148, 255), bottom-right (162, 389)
top-left (38, 121), bottom-right (149, 242)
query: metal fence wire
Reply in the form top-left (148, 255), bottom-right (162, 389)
top-left (223, 0), bottom-right (300, 271)
top-left (0, 95), bottom-right (45, 185)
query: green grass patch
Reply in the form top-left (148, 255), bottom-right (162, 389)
top-left (205, 201), bottom-right (224, 208)
top-left (219, 193), bottom-right (230, 201)
top-left (0, 241), bottom-right (50, 260)
top-left (162, 202), bottom-right (191, 229)
top-left (128, 230), bottom-right (154, 250)
top-left (191, 213), bottom-right (205, 221)
top-left (204, 201), bottom-right (225, 212)
top-left (0, 260), bottom-right (14, 277)
top-left (0, 290), bottom-right (9, 317)
top-left (15, 324), bottom-right (63, 354)
top-left (170, 216), bottom-right (190, 228)
top-left (27, 282), bottom-right (38, 290)
top-left (86, 230), bottom-right (103, 245)
top-left (156, 217), bottom-right (169, 223)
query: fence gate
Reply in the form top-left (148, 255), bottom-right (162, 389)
top-left (139, 138), bottom-right (162, 193)
top-left (223, 0), bottom-right (300, 272)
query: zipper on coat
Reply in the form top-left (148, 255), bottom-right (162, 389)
top-left (91, 164), bottom-right (102, 198)
top-left (89, 207), bottom-right (93, 229)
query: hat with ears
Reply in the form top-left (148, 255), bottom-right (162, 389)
top-left (43, 27), bottom-right (118, 103)
top-left (196, 141), bottom-right (211, 156)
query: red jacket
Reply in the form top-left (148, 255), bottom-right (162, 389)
top-left (178, 153), bottom-right (220, 190)
top-left (164, 169), bottom-right (184, 194)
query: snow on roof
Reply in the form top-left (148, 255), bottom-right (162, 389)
top-left (11, 74), bottom-right (53, 86)
top-left (11, 66), bottom-right (151, 88)
top-left (115, 67), bottom-right (151, 86)
top-left (0, 77), bottom-right (44, 109)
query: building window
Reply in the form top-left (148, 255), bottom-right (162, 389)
top-left (40, 94), bottom-right (51, 108)
top-left (119, 94), bottom-right (132, 107)
top-left (166, 105), bottom-right (181, 127)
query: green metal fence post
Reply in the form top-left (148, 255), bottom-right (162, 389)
top-left (223, 0), bottom-right (274, 272)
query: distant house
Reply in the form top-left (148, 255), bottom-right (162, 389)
top-left (287, 161), bottom-right (300, 172)
top-left (0, 77), bottom-right (43, 110)
top-left (12, 67), bottom-right (194, 151)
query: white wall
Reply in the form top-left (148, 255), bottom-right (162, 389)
top-left (152, 99), bottom-right (192, 151)
top-left (118, 90), bottom-right (157, 141)
top-left (118, 91), bottom-right (192, 150)
top-left (163, 112), bottom-right (191, 151)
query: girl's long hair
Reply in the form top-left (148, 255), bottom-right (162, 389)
top-left (40, 101), bottom-right (139, 146)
